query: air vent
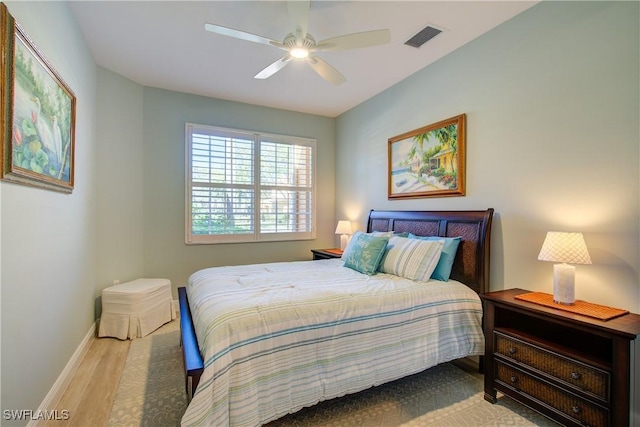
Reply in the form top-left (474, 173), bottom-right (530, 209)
top-left (404, 26), bottom-right (442, 48)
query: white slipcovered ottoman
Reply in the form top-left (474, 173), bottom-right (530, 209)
top-left (98, 278), bottom-right (176, 339)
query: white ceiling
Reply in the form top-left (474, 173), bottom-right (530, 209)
top-left (69, 1), bottom-right (537, 117)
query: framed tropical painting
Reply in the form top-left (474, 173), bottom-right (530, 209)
top-left (388, 114), bottom-right (465, 199)
top-left (1, 4), bottom-right (76, 193)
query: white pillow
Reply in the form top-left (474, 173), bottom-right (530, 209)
top-left (380, 236), bottom-right (444, 281)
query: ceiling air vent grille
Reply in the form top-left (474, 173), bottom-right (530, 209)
top-left (404, 26), bottom-right (442, 48)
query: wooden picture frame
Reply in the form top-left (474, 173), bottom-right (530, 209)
top-left (388, 114), bottom-right (465, 199)
top-left (1, 4), bottom-right (76, 193)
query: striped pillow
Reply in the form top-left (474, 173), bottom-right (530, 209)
top-left (380, 236), bottom-right (444, 281)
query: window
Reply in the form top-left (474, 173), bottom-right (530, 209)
top-left (185, 123), bottom-right (316, 244)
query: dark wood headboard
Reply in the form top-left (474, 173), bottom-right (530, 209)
top-left (366, 209), bottom-right (494, 294)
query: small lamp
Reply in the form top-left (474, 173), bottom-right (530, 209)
top-left (537, 231), bottom-right (592, 305)
top-left (335, 220), bottom-right (353, 251)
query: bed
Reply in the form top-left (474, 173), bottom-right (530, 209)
top-left (179, 209), bottom-right (494, 426)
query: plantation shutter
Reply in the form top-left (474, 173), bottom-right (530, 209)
top-left (260, 138), bottom-right (314, 236)
top-left (186, 124), bottom-right (316, 244)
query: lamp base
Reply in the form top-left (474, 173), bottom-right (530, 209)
top-left (340, 234), bottom-right (349, 251)
top-left (553, 263), bottom-right (575, 305)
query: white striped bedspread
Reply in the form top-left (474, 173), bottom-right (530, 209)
top-left (182, 258), bottom-right (485, 427)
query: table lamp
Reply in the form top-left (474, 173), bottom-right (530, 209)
top-left (537, 231), bottom-right (591, 305)
top-left (335, 220), bottom-right (352, 250)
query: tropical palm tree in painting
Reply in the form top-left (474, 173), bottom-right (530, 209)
top-left (430, 124), bottom-right (458, 174)
top-left (402, 124), bottom-right (458, 190)
top-left (390, 115), bottom-right (465, 198)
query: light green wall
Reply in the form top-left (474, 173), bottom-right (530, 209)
top-left (141, 88), bottom-right (336, 291)
top-left (0, 1), bottom-right (97, 421)
top-left (336, 1), bottom-right (640, 311)
top-left (96, 68), bottom-right (144, 302)
top-left (92, 78), bottom-right (336, 297)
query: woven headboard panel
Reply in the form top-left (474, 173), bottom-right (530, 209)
top-left (366, 209), bottom-right (494, 294)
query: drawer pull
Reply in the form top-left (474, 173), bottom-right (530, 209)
top-left (571, 405), bottom-right (581, 414)
top-left (510, 376), bottom-right (518, 384)
top-left (508, 347), bottom-right (517, 355)
top-left (570, 371), bottom-right (581, 380)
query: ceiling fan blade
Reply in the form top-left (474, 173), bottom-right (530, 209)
top-left (316, 29), bottom-right (390, 52)
top-left (306, 56), bottom-right (346, 86)
top-left (288, 0), bottom-right (310, 41)
top-left (205, 23), bottom-right (283, 48)
top-left (254, 56), bottom-right (292, 80)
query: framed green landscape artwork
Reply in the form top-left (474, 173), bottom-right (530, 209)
top-left (1, 4), bottom-right (76, 193)
top-left (388, 114), bottom-right (465, 199)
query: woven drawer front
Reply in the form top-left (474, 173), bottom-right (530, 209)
top-left (495, 332), bottom-right (609, 401)
top-left (496, 361), bottom-right (608, 427)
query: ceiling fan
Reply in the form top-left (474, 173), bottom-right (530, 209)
top-left (204, 0), bottom-right (390, 85)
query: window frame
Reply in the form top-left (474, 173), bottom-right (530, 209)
top-left (185, 123), bottom-right (316, 245)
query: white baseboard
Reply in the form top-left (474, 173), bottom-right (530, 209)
top-left (28, 322), bottom-right (96, 427)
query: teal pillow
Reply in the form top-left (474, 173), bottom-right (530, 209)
top-left (408, 234), bottom-right (462, 281)
top-left (342, 231), bottom-right (389, 275)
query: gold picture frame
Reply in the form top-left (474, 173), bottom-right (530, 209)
top-left (1, 4), bottom-right (76, 193)
top-left (388, 114), bottom-right (465, 199)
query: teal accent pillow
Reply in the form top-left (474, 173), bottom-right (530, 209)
top-left (342, 231), bottom-right (390, 275)
top-left (408, 234), bottom-right (462, 281)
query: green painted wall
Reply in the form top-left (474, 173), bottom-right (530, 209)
top-left (335, 1), bottom-right (640, 311)
top-left (141, 88), bottom-right (336, 290)
top-left (1, 1), bottom-right (97, 421)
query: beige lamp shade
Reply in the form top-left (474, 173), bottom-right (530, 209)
top-left (335, 220), bottom-right (352, 235)
top-left (537, 232), bottom-right (592, 264)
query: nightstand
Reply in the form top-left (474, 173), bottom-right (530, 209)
top-left (481, 288), bottom-right (640, 427)
top-left (311, 248), bottom-right (343, 260)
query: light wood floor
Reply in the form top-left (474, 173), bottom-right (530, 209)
top-left (40, 336), bottom-right (131, 427)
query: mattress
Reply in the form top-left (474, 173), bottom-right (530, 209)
top-left (181, 258), bottom-right (484, 426)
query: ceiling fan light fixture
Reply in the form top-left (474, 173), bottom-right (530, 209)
top-left (290, 47), bottom-right (309, 59)
top-left (204, 1), bottom-right (390, 84)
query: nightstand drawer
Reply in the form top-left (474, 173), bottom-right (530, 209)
top-left (495, 331), bottom-right (609, 402)
top-left (495, 360), bottom-right (609, 427)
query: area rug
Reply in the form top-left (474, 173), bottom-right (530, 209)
top-left (268, 361), bottom-right (559, 427)
top-left (109, 320), bottom-right (557, 426)
top-left (107, 320), bottom-right (187, 426)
